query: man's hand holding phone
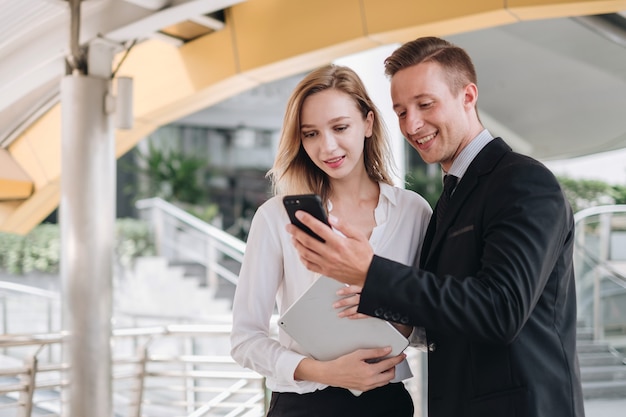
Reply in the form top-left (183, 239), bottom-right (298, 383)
top-left (283, 194), bottom-right (330, 242)
top-left (285, 201), bottom-right (373, 287)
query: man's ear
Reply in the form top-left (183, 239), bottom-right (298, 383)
top-left (463, 83), bottom-right (478, 108)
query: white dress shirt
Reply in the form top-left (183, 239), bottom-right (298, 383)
top-left (446, 128), bottom-right (494, 182)
top-left (230, 182), bottom-right (432, 393)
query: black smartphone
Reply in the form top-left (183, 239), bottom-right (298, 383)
top-left (283, 194), bottom-right (330, 242)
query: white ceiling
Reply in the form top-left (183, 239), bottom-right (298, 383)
top-left (450, 14), bottom-right (626, 160)
top-left (1, 1), bottom-right (626, 161)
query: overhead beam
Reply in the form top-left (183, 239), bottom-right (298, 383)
top-left (106, 0), bottom-right (245, 42)
top-left (3, 0), bottom-right (626, 234)
top-left (0, 149), bottom-right (33, 200)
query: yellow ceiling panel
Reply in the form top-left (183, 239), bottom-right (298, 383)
top-left (508, 0), bottom-right (626, 19)
top-left (362, 0), bottom-right (515, 39)
top-left (0, 201), bottom-right (22, 226)
top-left (231, 0), bottom-right (367, 72)
top-left (0, 179), bottom-right (33, 200)
top-left (0, 179), bottom-right (60, 235)
top-left (114, 25), bottom-right (239, 124)
top-left (8, 105), bottom-right (62, 189)
top-left (0, 149), bottom-right (33, 200)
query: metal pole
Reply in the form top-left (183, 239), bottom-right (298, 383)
top-left (593, 212), bottom-right (611, 340)
top-left (67, 0), bottom-right (86, 75)
top-left (60, 74), bottom-right (115, 417)
top-left (18, 354), bottom-right (38, 417)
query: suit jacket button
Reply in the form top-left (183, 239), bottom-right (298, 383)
top-left (374, 308), bottom-right (384, 317)
top-left (400, 317), bottom-right (409, 324)
top-left (392, 313), bottom-right (401, 321)
top-left (428, 342), bottom-right (437, 352)
top-left (383, 311), bottom-right (392, 320)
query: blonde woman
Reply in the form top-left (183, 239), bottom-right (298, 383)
top-left (230, 64), bottom-right (431, 416)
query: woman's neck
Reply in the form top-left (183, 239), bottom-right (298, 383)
top-left (328, 173), bottom-right (380, 212)
top-left (328, 175), bottom-right (380, 239)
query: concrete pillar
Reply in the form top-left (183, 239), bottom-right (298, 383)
top-left (60, 73), bottom-right (115, 417)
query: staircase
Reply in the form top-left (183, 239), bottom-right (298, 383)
top-left (577, 325), bottom-right (626, 399)
top-left (116, 256), bottom-right (232, 320)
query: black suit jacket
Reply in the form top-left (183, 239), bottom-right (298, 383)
top-left (359, 138), bottom-right (585, 417)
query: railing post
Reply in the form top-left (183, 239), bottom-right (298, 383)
top-left (593, 212), bottom-right (612, 340)
top-left (184, 336), bottom-right (196, 414)
top-left (18, 353), bottom-right (38, 417)
top-left (206, 236), bottom-right (218, 296)
top-left (1, 295), bottom-right (6, 356)
top-left (47, 298), bottom-right (54, 363)
top-left (593, 266), bottom-right (603, 341)
top-left (153, 205), bottom-right (165, 257)
top-left (132, 344), bottom-right (149, 417)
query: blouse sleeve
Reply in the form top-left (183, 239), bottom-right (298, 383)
top-left (230, 201), bottom-right (306, 387)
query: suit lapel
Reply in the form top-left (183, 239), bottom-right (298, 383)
top-left (423, 138), bottom-right (512, 267)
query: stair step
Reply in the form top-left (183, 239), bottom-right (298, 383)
top-left (582, 380), bottom-right (626, 399)
top-left (578, 341), bottom-right (612, 354)
top-left (579, 353), bottom-right (626, 367)
top-left (580, 365), bottom-right (626, 382)
top-left (577, 327), bottom-right (595, 341)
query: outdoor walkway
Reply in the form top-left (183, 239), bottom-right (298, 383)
top-left (585, 398), bottom-right (626, 417)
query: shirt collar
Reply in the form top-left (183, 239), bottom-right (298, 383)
top-left (446, 128), bottom-right (494, 180)
top-left (378, 182), bottom-right (397, 206)
top-left (326, 182), bottom-right (397, 218)
top-left (326, 182), bottom-right (397, 212)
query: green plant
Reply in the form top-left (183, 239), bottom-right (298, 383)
top-left (131, 141), bottom-right (207, 204)
top-left (610, 184), bottom-right (626, 205)
top-left (0, 218), bottom-right (155, 275)
top-left (179, 202), bottom-right (220, 224)
top-left (124, 141), bottom-right (219, 223)
top-left (556, 176), bottom-right (621, 213)
top-left (114, 218), bottom-right (156, 268)
top-left (405, 167), bottom-right (442, 208)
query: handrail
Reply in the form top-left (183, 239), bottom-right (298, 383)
top-left (574, 204), bottom-right (626, 223)
top-left (135, 197), bottom-right (247, 288)
top-left (135, 197), bottom-right (246, 257)
top-left (576, 243), bottom-right (626, 288)
top-left (0, 324), bottom-right (267, 417)
top-left (573, 204), bottom-right (626, 341)
top-left (0, 281), bottom-right (60, 340)
top-left (0, 281), bottom-right (59, 300)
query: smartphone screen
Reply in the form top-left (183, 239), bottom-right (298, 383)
top-left (283, 194), bottom-right (330, 242)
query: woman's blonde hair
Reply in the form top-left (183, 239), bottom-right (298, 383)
top-left (267, 64), bottom-right (395, 205)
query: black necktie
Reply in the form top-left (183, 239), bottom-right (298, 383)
top-left (436, 174), bottom-right (458, 227)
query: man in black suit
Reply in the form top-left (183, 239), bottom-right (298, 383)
top-left (287, 36), bottom-right (585, 417)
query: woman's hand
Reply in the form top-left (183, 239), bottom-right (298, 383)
top-left (334, 284), bottom-right (414, 337)
top-left (294, 347), bottom-right (406, 392)
top-left (334, 285), bottom-right (370, 319)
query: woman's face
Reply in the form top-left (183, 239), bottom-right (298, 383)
top-left (300, 89), bottom-right (373, 182)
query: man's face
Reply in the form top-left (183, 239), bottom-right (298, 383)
top-left (390, 61), bottom-right (475, 172)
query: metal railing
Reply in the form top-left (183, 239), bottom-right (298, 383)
top-left (1, 197), bottom-right (262, 416)
top-left (574, 204), bottom-right (626, 341)
top-left (0, 281), bottom-right (59, 336)
top-left (136, 197), bottom-right (246, 290)
top-left (0, 324), bottom-right (267, 417)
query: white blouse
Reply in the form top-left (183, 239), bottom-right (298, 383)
top-left (230, 182), bottom-right (432, 393)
